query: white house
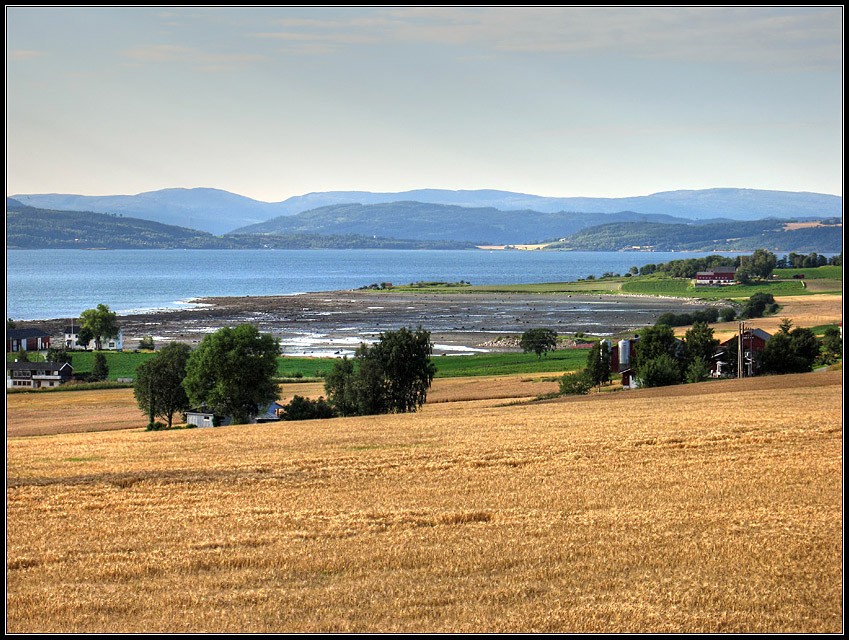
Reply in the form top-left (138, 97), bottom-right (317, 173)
top-left (64, 324), bottom-right (123, 351)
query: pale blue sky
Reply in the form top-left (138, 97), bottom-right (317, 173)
top-left (5, 6), bottom-right (844, 201)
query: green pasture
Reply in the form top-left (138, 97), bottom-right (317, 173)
top-left (431, 349), bottom-right (589, 378)
top-left (619, 276), bottom-right (808, 299)
top-left (772, 265), bottom-right (842, 280)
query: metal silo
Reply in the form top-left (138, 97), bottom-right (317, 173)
top-left (618, 339), bottom-right (630, 367)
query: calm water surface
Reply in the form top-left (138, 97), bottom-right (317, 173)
top-left (6, 249), bottom-right (746, 320)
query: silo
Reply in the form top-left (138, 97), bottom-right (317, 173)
top-left (618, 339), bottom-right (630, 368)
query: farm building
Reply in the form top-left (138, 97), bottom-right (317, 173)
top-left (185, 402), bottom-right (285, 428)
top-left (609, 336), bottom-right (640, 389)
top-left (694, 266), bottom-right (737, 286)
top-left (7, 361), bottom-right (73, 389)
top-left (63, 323), bottom-right (124, 351)
top-left (608, 334), bottom-right (688, 388)
top-left (712, 327), bottom-right (772, 378)
top-left (6, 328), bottom-right (51, 354)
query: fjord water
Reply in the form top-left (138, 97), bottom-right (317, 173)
top-left (7, 248), bottom-right (741, 321)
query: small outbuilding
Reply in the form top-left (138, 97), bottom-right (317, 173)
top-left (185, 402), bottom-right (285, 427)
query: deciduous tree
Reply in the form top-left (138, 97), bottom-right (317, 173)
top-left (80, 304), bottom-right (119, 351)
top-left (325, 327), bottom-right (436, 416)
top-left (520, 328), bottom-right (558, 358)
top-left (183, 325), bottom-right (280, 425)
top-left (134, 342), bottom-right (192, 429)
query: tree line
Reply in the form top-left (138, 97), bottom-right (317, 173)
top-left (633, 249), bottom-right (840, 280)
top-left (132, 324), bottom-right (437, 429)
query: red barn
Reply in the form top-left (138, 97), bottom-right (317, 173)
top-left (694, 266), bottom-right (737, 286)
top-left (713, 327), bottom-right (772, 377)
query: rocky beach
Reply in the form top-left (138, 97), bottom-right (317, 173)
top-left (26, 290), bottom-right (717, 357)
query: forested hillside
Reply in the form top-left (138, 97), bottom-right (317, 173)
top-left (230, 201), bottom-right (690, 245)
top-left (5, 200), bottom-right (475, 250)
top-left (548, 219), bottom-right (842, 252)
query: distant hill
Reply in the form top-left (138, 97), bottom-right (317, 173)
top-left (269, 187), bottom-right (842, 222)
top-left (229, 201), bottom-right (694, 245)
top-left (8, 188), bottom-right (278, 236)
top-left (6, 200), bottom-right (220, 249)
top-left (549, 219), bottom-right (844, 253)
top-left (4, 199), bottom-right (475, 250)
top-left (9, 187), bottom-right (841, 234)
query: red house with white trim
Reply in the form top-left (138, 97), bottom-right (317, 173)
top-left (694, 266), bottom-right (737, 286)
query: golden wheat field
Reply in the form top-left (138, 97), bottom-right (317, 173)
top-left (6, 369), bottom-right (843, 633)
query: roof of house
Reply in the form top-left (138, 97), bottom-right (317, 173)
top-left (696, 267), bottom-right (737, 277)
top-left (7, 361), bottom-right (72, 372)
top-left (720, 328), bottom-right (772, 347)
top-left (7, 328), bottom-right (52, 340)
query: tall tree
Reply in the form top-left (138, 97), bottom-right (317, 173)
top-left (91, 352), bottom-right (109, 381)
top-left (585, 340), bottom-right (612, 387)
top-left (366, 327), bottom-right (437, 414)
top-left (746, 249), bottom-right (777, 279)
top-left (683, 322), bottom-right (719, 371)
top-left (634, 324), bottom-right (683, 386)
top-left (79, 303), bottom-right (119, 350)
top-left (134, 342), bottom-right (192, 429)
top-left (325, 327), bottom-right (436, 416)
top-left (183, 325), bottom-right (280, 425)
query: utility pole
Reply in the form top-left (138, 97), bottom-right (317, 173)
top-left (737, 321), bottom-right (744, 379)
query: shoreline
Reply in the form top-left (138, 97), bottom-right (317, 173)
top-left (20, 290), bottom-right (722, 357)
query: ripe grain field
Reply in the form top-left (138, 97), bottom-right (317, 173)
top-left (6, 370), bottom-right (842, 633)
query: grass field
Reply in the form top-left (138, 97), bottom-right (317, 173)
top-left (772, 265), bottom-right (843, 280)
top-left (6, 370), bottom-right (843, 633)
top-left (619, 276), bottom-right (809, 299)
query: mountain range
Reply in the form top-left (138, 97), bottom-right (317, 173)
top-left (10, 187), bottom-right (842, 236)
top-left (7, 195), bottom-right (842, 253)
top-left (229, 202), bottom-right (697, 245)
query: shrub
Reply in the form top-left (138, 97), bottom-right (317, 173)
top-left (559, 370), bottom-right (593, 395)
top-left (741, 292), bottom-right (776, 319)
top-left (280, 395), bottom-right (337, 421)
top-left (637, 354), bottom-right (682, 388)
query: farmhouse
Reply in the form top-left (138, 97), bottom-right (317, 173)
top-left (7, 361), bottom-right (73, 389)
top-left (6, 328), bottom-right (51, 354)
top-left (64, 323), bottom-right (124, 351)
top-left (694, 266), bottom-right (737, 286)
top-left (185, 402), bottom-right (285, 428)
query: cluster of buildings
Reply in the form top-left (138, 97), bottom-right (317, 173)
top-left (6, 323), bottom-right (123, 390)
top-left (607, 324), bottom-right (772, 389)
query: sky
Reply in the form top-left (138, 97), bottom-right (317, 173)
top-left (5, 6), bottom-right (844, 202)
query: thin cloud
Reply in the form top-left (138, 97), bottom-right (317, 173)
top-left (248, 7), bottom-right (841, 70)
top-left (121, 44), bottom-right (264, 69)
top-left (8, 49), bottom-right (47, 60)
